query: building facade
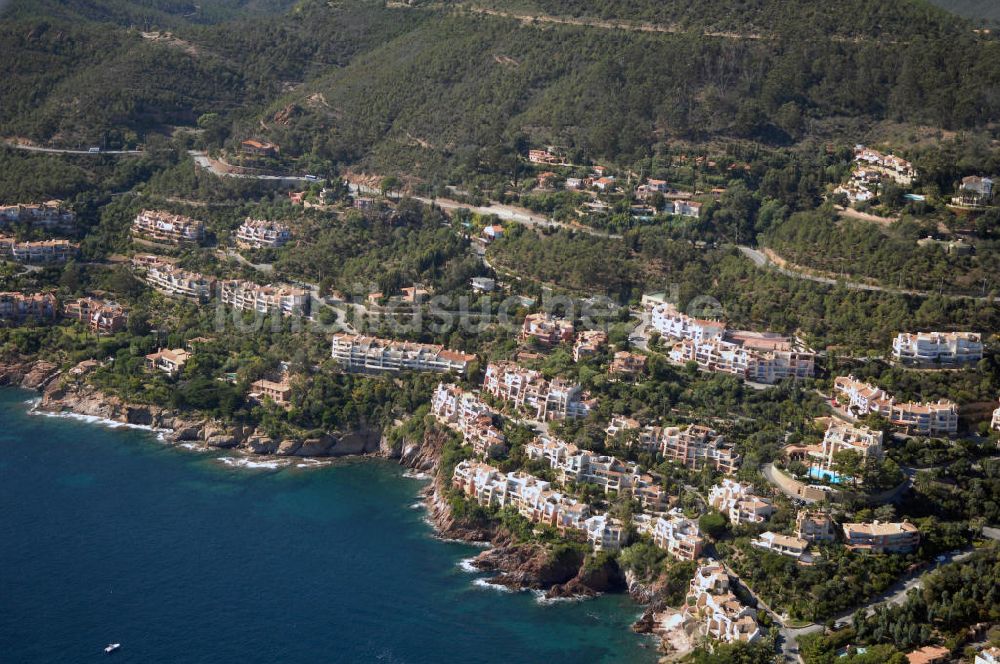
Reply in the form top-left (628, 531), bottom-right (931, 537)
top-left (131, 210), bottom-right (205, 245)
top-left (0, 292), bottom-right (57, 321)
top-left (483, 362), bottom-right (593, 421)
top-left (892, 331), bottom-right (983, 366)
top-left (0, 200), bottom-right (75, 230)
top-left (133, 256), bottom-right (215, 303)
top-left (63, 297), bottom-right (127, 334)
top-left (235, 218), bottom-right (292, 248)
top-left (332, 334), bottom-right (475, 375)
top-left (0, 237), bottom-right (77, 264)
top-left (842, 521), bottom-right (920, 553)
top-left (220, 280), bottom-right (309, 317)
top-left (834, 375), bottom-right (959, 436)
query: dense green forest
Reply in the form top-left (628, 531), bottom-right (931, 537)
top-left (464, 0), bottom-right (966, 37)
top-left (2, 0), bottom-right (1000, 177)
top-left (765, 209), bottom-right (1000, 295)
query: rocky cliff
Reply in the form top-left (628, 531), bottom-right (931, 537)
top-left (4, 358), bottom-right (383, 458)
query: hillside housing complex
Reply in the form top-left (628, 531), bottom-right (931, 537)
top-left (430, 383), bottom-right (506, 457)
top-left (892, 331), bottom-right (983, 366)
top-left (0, 292), bottom-right (57, 321)
top-left (483, 362), bottom-right (594, 421)
top-left (132, 255), bottom-right (215, 303)
top-left (651, 302), bottom-right (814, 384)
top-left (0, 237), bottom-right (77, 264)
top-left (331, 334), bottom-right (475, 375)
top-left (834, 375), bottom-right (959, 435)
top-left (235, 218), bottom-right (292, 248)
top-left (131, 210), bottom-right (205, 245)
top-left (219, 280), bottom-right (309, 317)
top-left (0, 200), bottom-right (75, 230)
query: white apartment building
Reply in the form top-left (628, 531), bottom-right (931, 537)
top-left (134, 256), bottom-right (215, 303)
top-left (525, 436), bottom-right (669, 510)
top-left (795, 510), bottom-right (836, 543)
top-left (992, 400), bottom-right (1000, 432)
top-left (0, 237), bottom-right (77, 264)
top-left (751, 531), bottom-right (809, 559)
top-left (975, 646), bottom-right (1000, 664)
top-left (842, 521), bottom-right (920, 553)
top-left (332, 334), bottom-right (475, 375)
top-left (0, 200), bottom-right (75, 229)
top-left (650, 302), bottom-right (725, 342)
top-left (483, 362), bottom-right (593, 420)
top-left (786, 421), bottom-right (884, 477)
top-left (131, 210), bottom-right (205, 245)
top-left (635, 509), bottom-right (704, 560)
top-left (235, 218), bottom-right (292, 248)
top-left (834, 375), bottom-right (959, 436)
top-left (684, 561), bottom-right (761, 644)
top-left (583, 514), bottom-right (626, 552)
top-left (668, 335), bottom-right (814, 384)
top-left (220, 280), bottom-right (309, 317)
top-left (708, 479), bottom-right (775, 526)
top-left (892, 331), bottom-right (983, 365)
top-left (430, 383), bottom-right (506, 457)
top-left (644, 424), bottom-right (740, 474)
top-left (0, 291), bottom-right (58, 321)
top-left (452, 461), bottom-right (626, 551)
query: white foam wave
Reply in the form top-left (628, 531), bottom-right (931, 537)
top-left (532, 589), bottom-right (591, 605)
top-left (30, 408), bottom-right (170, 435)
top-left (410, 501), bottom-right (424, 510)
top-left (402, 469), bottom-right (432, 480)
top-left (472, 578), bottom-right (513, 593)
top-left (457, 557), bottom-right (480, 573)
top-left (216, 456), bottom-right (290, 470)
top-left (294, 458), bottom-right (335, 469)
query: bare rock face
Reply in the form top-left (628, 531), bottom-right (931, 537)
top-left (546, 556), bottom-right (626, 599)
top-left (276, 439), bottom-right (302, 456)
top-left (0, 358), bottom-right (32, 385)
top-left (245, 432), bottom-right (278, 455)
top-left (329, 427), bottom-right (380, 456)
top-left (296, 437), bottom-right (334, 456)
top-left (205, 434), bottom-right (237, 448)
top-left (473, 543), bottom-right (584, 591)
top-left (21, 361), bottom-right (59, 390)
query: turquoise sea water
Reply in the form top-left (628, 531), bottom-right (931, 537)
top-left (0, 389), bottom-right (656, 663)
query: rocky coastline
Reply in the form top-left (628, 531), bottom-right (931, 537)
top-left (2, 356), bottom-right (659, 628)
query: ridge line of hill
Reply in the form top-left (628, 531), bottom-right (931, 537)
top-left (390, 2), bottom-right (940, 43)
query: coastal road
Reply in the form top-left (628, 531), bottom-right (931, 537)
top-left (737, 245), bottom-right (1000, 303)
top-left (2, 140), bottom-right (145, 156)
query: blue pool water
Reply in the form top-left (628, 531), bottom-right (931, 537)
top-left (0, 389), bottom-right (656, 663)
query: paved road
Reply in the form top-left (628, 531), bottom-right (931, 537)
top-left (737, 245), bottom-right (1000, 303)
top-left (2, 140), bottom-right (144, 156)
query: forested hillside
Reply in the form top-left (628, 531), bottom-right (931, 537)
top-left (258, 3), bottom-right (999, 176)
top-left (2, 0), bottom-right (999, 172)
top-left (459, 0), bottom-right (965, 38)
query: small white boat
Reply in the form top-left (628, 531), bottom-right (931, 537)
top-left (104, 643), bottom-right (121, 654)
